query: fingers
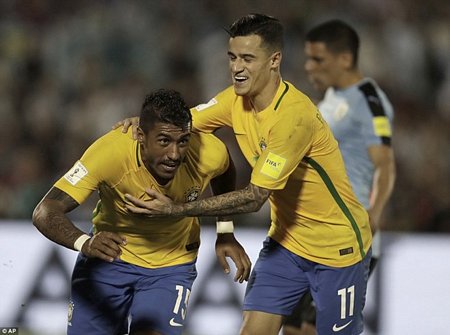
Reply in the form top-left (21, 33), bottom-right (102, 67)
top-left (216, 252), bottom-right (231, 275)
top-left (132, 124), bottom-right (139, 140)
top-left (125, 203), bottom-right (151, 215)
top-left (124, 194), bottom-right (151, 214)
top-left (242, 253), bottom-right (252, 281)
top-left (125, 193), bottom-right (148, 207)
top-left (216, 246), bottom-right (252, 283)
top-left (124, 192), bottom-right (173, 217)
top-left (122, 119), bottom-right (131, 133)
top-left (84, 232), bottom-right (127, 262)
top-left (111, 117), bottom-right (139, 140)
top-left (230, 251), bottom-right (252, 283)
top-left (111, 120), bottom-right (125, 130)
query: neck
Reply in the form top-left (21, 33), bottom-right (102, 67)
top-left (249, 75), bottom-right (281, 113)
top-left (336, 69), bottom-right (363, 89)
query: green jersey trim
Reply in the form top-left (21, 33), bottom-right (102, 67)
top-left (274, 82), bottom-right (290, 111)
top-left (303, 156), bottom-right (366, 259)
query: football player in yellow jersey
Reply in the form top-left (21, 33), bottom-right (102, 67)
top-left (283, 20), bottom-right (396, 335)
top-left (32, 89), bottom-right (251, 335)
top-left (120, 14), bottom-right (372, 335)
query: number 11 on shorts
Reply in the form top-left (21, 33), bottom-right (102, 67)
top-left (337, 285), bottom-right (355, 319)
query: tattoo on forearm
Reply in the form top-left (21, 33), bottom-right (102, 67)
top-left (181, 185), bottom-right (270, 216)
top-left (34, 188), bottom-right (83, 249)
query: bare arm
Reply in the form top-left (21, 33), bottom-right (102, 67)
top-left (209, 154), bottom-right (252, 283)
top-left (180, 183), bottom-right (270, 216)
top-left (367, 145), bottom-right (396, 231)
top-left (125, 183), bottom-right (271, 218)
top-left (32, 187), bottom-right (84, 250)
top-left (32, 187), bottom-right (126, 261)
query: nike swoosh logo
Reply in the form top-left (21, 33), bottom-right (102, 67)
top-left (332, 320), bottom-right (353, 332)
top-left (169, 318), bottom-right (183, 327)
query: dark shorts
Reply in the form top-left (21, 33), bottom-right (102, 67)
top-left (244, 237), bottom-right (371, 335)
top-left (67, 254), bottom-right (197, 335)
top-left (284, 256), bottom-right (378, 329)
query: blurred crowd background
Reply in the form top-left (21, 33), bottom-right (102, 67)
top-left (1, 0), bottom-right (449, 232)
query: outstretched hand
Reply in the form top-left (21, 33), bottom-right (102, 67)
top-left (215, 233), bottom-right (252, 283)
top-left (125, 189), bottom-right (180, 217)
top-left (112, 116), bottom-right (140, 140)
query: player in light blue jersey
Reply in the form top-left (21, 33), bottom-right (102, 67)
top-left (283, 20), bottom-right (396, 335)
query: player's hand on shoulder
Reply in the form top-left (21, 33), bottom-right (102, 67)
top-left (81, 231), bottom-right (127, 262)
top-left (215, 233), bottom-right (252, 283)
top-left (112, 116), bottom-right (140, 140)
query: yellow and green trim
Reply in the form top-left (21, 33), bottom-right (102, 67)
top-left (303, 156), bottom-right (366, 258)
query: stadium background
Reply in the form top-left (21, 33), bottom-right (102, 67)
top-left (0, 1), bottom-right (449, 334)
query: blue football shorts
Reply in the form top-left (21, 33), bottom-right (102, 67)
top-left (67, 254), bottom-right (197, 335)
top-left (243, 237), bottom-right (371, 335)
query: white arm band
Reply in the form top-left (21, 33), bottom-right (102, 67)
top-left (74, 234), bottom-right (91, 252)
top-left (216, 221), bottom-right (234, 234)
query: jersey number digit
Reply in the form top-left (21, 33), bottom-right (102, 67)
top-left (173, 285), bottom-right (191, 320)
top-left (337, 285), bottom-right (355, 319)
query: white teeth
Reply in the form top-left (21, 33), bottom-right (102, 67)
top-left (235, 76), bottom-right (247, 81)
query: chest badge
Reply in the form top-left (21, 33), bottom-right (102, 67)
top-left (185, 187), bottom-right (201, 202)
top-left (259, 138), bottom-right (267, 151)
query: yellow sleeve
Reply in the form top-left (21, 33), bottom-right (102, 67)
top-left (187, 132), bottom-right (230, 179)
top-left (191, 86), bottom-right (235, 133)
top-left (54, 130), bottom-right (127, 204)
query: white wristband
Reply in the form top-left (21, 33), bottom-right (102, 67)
top-left (74, 234), bottom-right (91, 252)
top-left (216, 221), bottom-right (234, 234)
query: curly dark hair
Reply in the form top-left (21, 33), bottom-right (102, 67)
top-left (139, 89), bottom-right (192, 133)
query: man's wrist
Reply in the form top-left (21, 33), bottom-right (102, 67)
top-left (74, 234), bottom-right (91, 252)
top-left (216, 221), bottom-right (234, 234)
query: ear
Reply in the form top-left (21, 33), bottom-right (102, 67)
top-left (137, 127), bottom-right (145, 144)
top-left (339, 52), bottom-right (354, 70)
top-left (270, 51), bottom-right (282, 68)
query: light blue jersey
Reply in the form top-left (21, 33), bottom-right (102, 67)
top-left (318, 78), bottom-right (394, 209)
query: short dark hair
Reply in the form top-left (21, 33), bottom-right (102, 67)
top-left (227, 13), bottom-right (284, 53)
top-left (139, 89), bottom-right (192, 134)
top-left (306, 20), bottom-right (360, 67)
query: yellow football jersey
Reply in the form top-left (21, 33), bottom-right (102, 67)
top-left (54, 128), bottom-right (229, 268)
top-left (192, 81), bottom-right (372, 267)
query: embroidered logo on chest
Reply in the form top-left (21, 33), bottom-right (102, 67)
top-left (185, 187), bottom-right (201, 202)
top-left (259, 138), bottom-right (267, 151)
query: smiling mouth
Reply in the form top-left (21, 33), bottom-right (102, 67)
top-left (234, 75), bottom-right (248, 84)
top-left (161, 162), bottom-right (179, 172)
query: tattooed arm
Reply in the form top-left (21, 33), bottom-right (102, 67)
top-left (125, 183), bottom-right (271, 217)
top-left (32, 187), bottom-right (83, 249)
top-left (208, 155), bottom-right (252, 283)
top-left (32, 187), bottom-right (126, 262)
top-left (181, 183), bottom-right (270, 216)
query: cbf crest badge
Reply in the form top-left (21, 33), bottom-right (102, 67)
top-left (68, 299), bottom-right (74, 326)
top-left (259, 138), bottom-right (267, 151)
top-left (185, 187), bottom-right (201, 202)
